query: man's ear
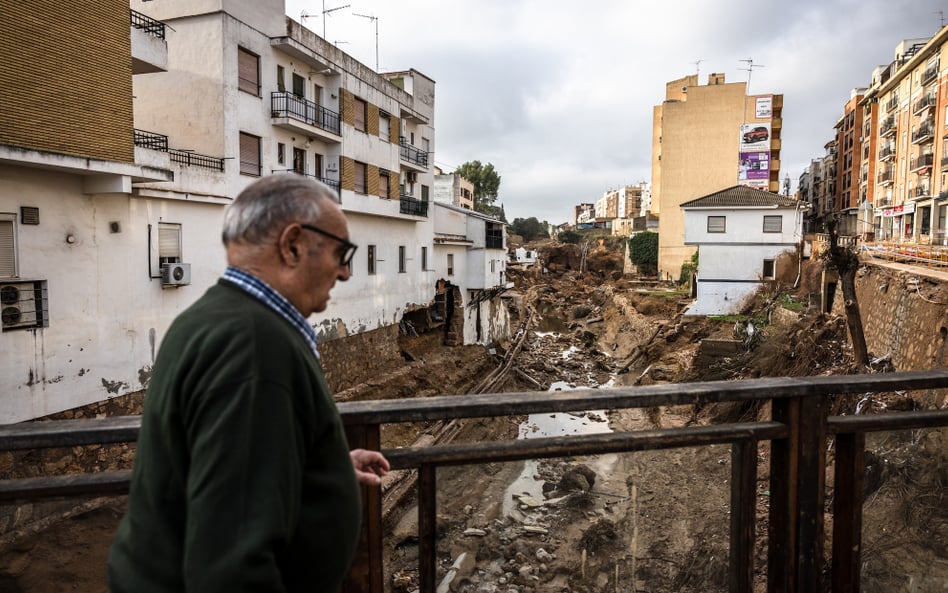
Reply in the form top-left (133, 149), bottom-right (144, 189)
top-left (277, 224), bottom-right (303, 266)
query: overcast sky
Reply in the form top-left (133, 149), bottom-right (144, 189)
top-left (284, 0), bottom-right (944, 224)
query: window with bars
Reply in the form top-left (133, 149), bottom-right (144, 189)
top-left (763, 215), bottom-right (782, 233)
top-left (707, 216), bottom-right (726, 233)
top-left (237, 47), bottom-right (260, 96)
top-left (354, 97), bottom-right (367, 132)
top-left (239, 133), bottom-right (261, 176)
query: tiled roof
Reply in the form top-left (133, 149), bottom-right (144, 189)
top-left (680, 185), bottom-right (801, 208)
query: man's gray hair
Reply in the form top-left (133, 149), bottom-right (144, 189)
top-left (221, 175), bottom-right (339, 245)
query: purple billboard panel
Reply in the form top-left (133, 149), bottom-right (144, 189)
top-left (738, 152), bottom-right (770, 188)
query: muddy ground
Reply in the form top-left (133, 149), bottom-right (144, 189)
top-left (1, 237), bottom-right (945, 593)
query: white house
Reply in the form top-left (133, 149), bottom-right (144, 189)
top-left (508, 247), bottom-right (538, 267)
top-left (682, 186), bottom-right (805, 316)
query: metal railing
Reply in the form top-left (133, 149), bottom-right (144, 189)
top-left (1, 372), bottom-right (947, 593)
top-left (399, 137), bottom-right (428, 167)
top-left (921, 64), bottom-right (938, 85)
top-left (270, 92), bottom-right (341, 136)
top-left (884, 96), bottom-right (899, 112)
top-left (271, 169), bottom-right (342, 201)
top-left (913, 93), bottom-right (937, 114)
top-left (911, 153), bottom-right (934, 171)
top-left (170, 149), bottom-right (226, 171)
top-left (399, 194), bottom-right (429, 216)
top-left (132, 129), bottom-right (168, 151)
top-left (880, 117), bottom-right (896, 136)
top-left (879, 144), bottom-right (895, 160)
top-left (912, 124), bottom-right (934, 144)
top-left (130, 9), bottom-right (165, 40)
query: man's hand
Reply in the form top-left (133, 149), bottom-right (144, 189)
top-left (350, 449), bottom-right (390, 486)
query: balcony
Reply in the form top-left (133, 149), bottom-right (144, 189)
top-left (877, 168), bottom-right (894, 185)
top-left (399, 194), bottom-right (429, 216)
top-left (915, 185), bottom-right (931, 198)
top-left (880, 117), bottom-right (896, 137)
top-left (912, 124), bottom-right (934, 144)
top-left (911, 153), bottom-right (934, 173)
top-left (399, 137), bottom-right (428, 169)
top-left (270, 92), bottom-right (341, 142)
top-left (130, 9), bottom-right (167, 74)
top-left (922, 63), bottom-right (938, 86)
top-left (913, 93), bottom-right (937, 115)
top-left (942, 156), bottom-right (948, 171)
top-left (133, 129), bottom-right (225, 171)
top-left (272, 169), bottom-right (342, 201)
top-left (884, 96), bottom-right (899, 112)
top-left (133, 129), bottom-right (168, 151)
top-left (879, 144), bottom-right (896, 161)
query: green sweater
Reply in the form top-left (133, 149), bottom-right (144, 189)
top-left (109, 280), bottom-right (361, 593)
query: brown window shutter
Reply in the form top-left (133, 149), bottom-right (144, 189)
top-left (237, 48), bottom-right (259, 95)
top-left (239, 133), bottom-right (261, 176)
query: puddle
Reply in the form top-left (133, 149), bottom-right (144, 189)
top-left (535, 302), bottom-right (569, 333)
top-left (503, 381), bottom-right (618, 515)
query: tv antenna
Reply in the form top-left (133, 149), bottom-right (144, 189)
top-left (693, 58), bottom-right (704, 79)
top-left (320, 1), bottom-right (350, 39)
top-left (739, 58), bottom-right (765, 93)
top-left (937, 10), bottom-right (945, 28)
top-left (353, 13), bottom-right (379, 71)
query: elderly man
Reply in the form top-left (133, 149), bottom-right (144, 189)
top-left (108, 175), bottom-right (389, 593)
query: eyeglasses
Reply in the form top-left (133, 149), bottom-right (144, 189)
top-left (300, 223), bottom-right (358, 267)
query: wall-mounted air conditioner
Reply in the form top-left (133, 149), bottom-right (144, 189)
top-left (161, 262), bottom-right (191, 286)
top-left (0, 280), bottom-right (48, 331)
top-left (407, 171), bottom-right (418, 183)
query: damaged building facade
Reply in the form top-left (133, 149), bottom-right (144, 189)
top-left (0, 0), bottom-right (509, 423)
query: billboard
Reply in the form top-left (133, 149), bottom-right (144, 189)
top-left (738, 151), bottom-right (770, 188)
top-left (755, 96), bottom-right (773, 119)
top-left (739, 122), bottom-right (771, 151)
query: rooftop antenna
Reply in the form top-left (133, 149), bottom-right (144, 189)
top-left (353, 13), bottom-right (379, 71)
top-left (738, 58), bottom-right (765, 94)
top-left (321, 1), bottom-right (350, 39)
top-left (937, 10), bottom-right (946, 28)
top-left (693, 58), bottom-right (704, 79)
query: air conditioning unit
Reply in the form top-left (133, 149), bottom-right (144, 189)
top-left (0, 280), bottom-right (47, 331)
top-left (406, 171), bottom-right (418, 183)
top-left (161, 262), bottom-right (191, 286)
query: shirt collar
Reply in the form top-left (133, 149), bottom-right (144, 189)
top-left (221, 265), bottom-right (320, 359)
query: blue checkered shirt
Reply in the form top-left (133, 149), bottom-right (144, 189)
top-left (221, 265), bottom-right (320, 359)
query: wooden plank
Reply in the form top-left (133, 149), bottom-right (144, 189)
top-left (796, 395), bottom-right (827, 593)
top-left (418, 465), bottom-right (437, 593)
top-left (0, 415), bottom-right (141, 450)
top-left (729, 439), bottom-right (757, 593)
top-left (828, 409), bottom-right (948, 433)
top-left (769, 398), bottom-right (798, 593)
top-left (344, 423), bottom-right (384, 593)
top-left (832, 432), bottom-right (865, 593)
top-left (338, 370), bottom-right (948, 425)
top-left (383, 422), bottom-right (788, 470)
top-left (0, 470), bottom-right (131, 501)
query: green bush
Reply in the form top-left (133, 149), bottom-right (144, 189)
top-left (628, 231), bottom-right (658, 275)
top-left (678, 251), bottom-right (699, 285)
top-left (558, 230), bottom-right (582, 244)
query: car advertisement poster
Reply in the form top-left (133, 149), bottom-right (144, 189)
top-left (738, 152), bottom-right (770, 188)
top-left (755, 96), bottom-right (773, 119)
top-left (739, 123), bottom-right (771, 151)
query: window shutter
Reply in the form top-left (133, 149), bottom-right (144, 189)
top-left (158, 224), bottom-right (181, 259)
top-left (240, 133), bottom-right (261, 176)
top-left (238, 48), bottom-right (259, 95)
top-left (354, 98), bottom-right (366, 131)
top-left (0, 221), bottom-right (15, 277)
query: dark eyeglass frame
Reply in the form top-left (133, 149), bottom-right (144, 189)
top-left (300, 223), bottom-right (358, 267)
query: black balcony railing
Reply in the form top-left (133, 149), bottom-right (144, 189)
top-left (912, 124), bottom-right (934, 144)
top-left (399, 194), bottom-right (429, 216)
top-left (879, 144), bottom-right (896, 160)
top-left (922, 64), bottom-right (938, 85)
top-left (270, 92), bottom-right (341, 136)
top-left (319, 176), bottom-right (341, 197)
top-left (878, 168), bottom-right (894, 184)
top-left (884, 96), bottom-right (899, 112)
top-left (911, 153), bottom-right (934, 172)
top-left (133, 129), bottom-right (168, 151)
top-left (880, 117), bottom-right (896, 136)
top-left (171, 149), bottom-right (226, 171)
top-left (399, 137), bottom-right (428, 167)
top-left (130, 9), bottom-right (165, 40)
top-left (271, 170), bottom-right (342, 201)
top-left (915, 185), bottom-right (931, 198)
top-left (913, 94), bottom-right (937, 114)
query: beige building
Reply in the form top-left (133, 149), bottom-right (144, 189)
top-left (652, 73), bottom-right (783, 280)
top-left (433, 168), bottom-right (475, 210)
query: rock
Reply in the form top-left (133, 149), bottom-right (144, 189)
top-left (535, 548), bottom-right (553, 562)
top-left (464, 528), bottom-right (488, 537)
top-left (522, 525), bottom-right (548, 535)
top-left (516, 494), bottom-right (543, 508)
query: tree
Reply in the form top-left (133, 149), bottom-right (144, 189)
top-left (825, 216), bottom-right (869, 367)
top-left (628, 231), bottom-right (658, 276)
top-left (455, 161), bottom-right (501, 214)
top-left (510, 217), bottom-right (549, 242)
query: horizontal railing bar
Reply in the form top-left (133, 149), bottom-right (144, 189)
top-left (828, 409), bottom-right (948, 434)
top-left (338, 370), bottom-right (948, 424)
top-left (382, 422), bottom-right (788, 469)
top-left (0, 470), bottom-right (132, 502)
top-left (0, 416), bottom-right (141, 451)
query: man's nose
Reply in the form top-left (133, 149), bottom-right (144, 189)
top-left (338, 263), bottom-right (351, 281)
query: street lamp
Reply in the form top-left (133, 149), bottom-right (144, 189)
top-left (353, 12), bottom-right (379, 72)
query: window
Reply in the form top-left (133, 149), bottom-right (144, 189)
top-left (379, 170), bottom-right (390, 198)
top-left (158, 222), bottom-right (182, 265)
top-left (276, 65), bottom-right (285, 92)
top-left (354, 97), bottom-right (367, 132)
top-left (277, 142), bottom-right (285, 165)
top-left (421, 184), bottom-right (429, 202)
top-left (447, 253), bottom-right (454, 276)
top-left (292, 73), bottom-right (305, 98)
top-left (379, 112), bottom-right (391, 141)
top-left (314, 154), bottom-right (323, 177)
top-left (239, 133), bottom-right (261, 176)
top-left (762, 259), bottom-right (775, 280)
top-left (354, 161), bottom-right (367, 194)
top-left (0, 214), bottom-right (16, 277)
top-left (763, 215), bottom-right (782, 233)
top-left (490, 260), bottom-right (496, 273)
top-left (293, 147), bottom-right (306, 175)
top-left (707, 216), bottom-right (726, 233)
top-left (367, 245), bottom-right (376, 275)
top-left (398, 246), bottom-right (406, 273)
top-left (421, 246), bottom-right (427, 270)
top-left (237, 47), bottom-right (259, 96)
